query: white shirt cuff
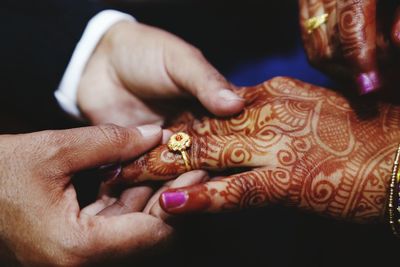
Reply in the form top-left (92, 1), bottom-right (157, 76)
top-left (55, 10), bottom-right (136, 120)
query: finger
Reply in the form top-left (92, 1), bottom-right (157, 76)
top-left (80, 195), bottom-right (118, 216)
top-left (300, 0), bottom-right (333, 62)
top-left (159, 167), bottom-right (288, 214)
top-left (86, 213), bottom-right (173, 257)
top-left (337, 0), bottom-right (381, 95)
top-left (165, 44), bottom-right (245, 116)
top-left (161, 129), bottom-right (173, 144)
top-left (118, 133), bottom-right (273, 183)
top-left (96, 185), bottom-right (154, 216)
top-left (143, 180), bottom-right (175, 214)
top-left (391, 7), bottom-right (400, 47)
top-left (48, 124), bottom-right (162, 174)
top-left (146, 170), bottom-right (209, 220)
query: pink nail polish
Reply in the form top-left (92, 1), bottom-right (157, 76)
top-left (161, 191), bottom-right (188, 210)
top-left (355, 71), bottom-right (381, 95)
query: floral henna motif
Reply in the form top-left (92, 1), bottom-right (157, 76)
top-left (119, 76), bottom-right (400, 222)
top-left (159, 77), bottom-right (400, 222)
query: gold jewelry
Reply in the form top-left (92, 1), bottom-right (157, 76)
top-left (388, 144), bottom-right (400, 237)
top-left (305, 13), bottom-right (329, 34)
top-left (168, 132), bottom-right (192, 171)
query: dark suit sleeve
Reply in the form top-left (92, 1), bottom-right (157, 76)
top-left (0, 0), bottom-right (102, 131)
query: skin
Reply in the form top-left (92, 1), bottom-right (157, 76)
top-left (114, 77), bottom-right (400, 223)
top-left (299, 0), bottom-right (400, 94)
top-left (0, 124), bottom-right (207, 266)
top-left (299, 0), bottom-right (377, 72)
top-left (77, 21), bottom-right (245, 126)
top-left (0, 18), bottom-right (246, 265)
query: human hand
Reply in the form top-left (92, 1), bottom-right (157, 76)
top-left (77, 21), bottom-right (245, 126)
top-left (299, 0), bottom-right (400, 95)
top-left (0, 124), bottom-right (175, 266)
top-left (113, 77), bottom-right (400, 223)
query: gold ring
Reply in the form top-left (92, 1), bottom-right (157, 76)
top-left (167, 132), bottom-right (192, 171)
top-left (305, 13), bottom-right (328, 34)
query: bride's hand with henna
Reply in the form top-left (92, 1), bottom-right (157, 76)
top-left (115, 77), bottom-right (400, 223)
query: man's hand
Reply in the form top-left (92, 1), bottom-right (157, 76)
top-left (77, 21), bottom-right (245, 126)
top-left (0, 124), bottom-right (173, 266)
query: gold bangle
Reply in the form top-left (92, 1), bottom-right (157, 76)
top-left (167, 132), bottom-right (192, 172)
top-left (388, 144), bottom-right (400, 237)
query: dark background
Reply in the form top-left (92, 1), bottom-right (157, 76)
top-left (2, 1), bottom-right (398, 266)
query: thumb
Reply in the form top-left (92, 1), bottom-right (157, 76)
top-left (165, 44), bottom-right (245, 116)
top-left (50, 124), bottom-right (162, 174)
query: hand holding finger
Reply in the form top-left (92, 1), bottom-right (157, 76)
top-left (145, 170), bottom-right (209, 221)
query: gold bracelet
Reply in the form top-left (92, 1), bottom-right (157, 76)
top-left (388, 144), bottom-right (400, 237)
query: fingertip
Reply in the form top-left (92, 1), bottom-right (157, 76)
top-left (392, 23), bottom-right (400, 47)
top-left (355, 71), bottom-right (381, 95)
top-left (159, 184), bottom-right (211, 214)
top-left (135, 124), bottom-right (162, 138)
top-left (117, 124), bottom-right (163, 161)
top-left (207, 89), bottom-right (245, 116)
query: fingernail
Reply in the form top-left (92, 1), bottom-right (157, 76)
top-left (98, 163), bottom-right (122, 182)
top-left (160, 191), bottom-right (188, 210)
top-left (355, 71), bottom-right (381, 95)
top-left (218, 89), bottom-right (244, 102)
top-left (395, 30), bottom-right (400, 42)
top-left (160, 185), bottom-right (211, 214)
top-left (136, 124), bottom-right (161, 137)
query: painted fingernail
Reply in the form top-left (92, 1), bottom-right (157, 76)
top-left (137, 124), bottom-right (161, 137)
top-left (218, 89), bottom-right (244, 102)
top-left (355, 71), bottom-right (381, 95)
top-left (160, 185), bottom-right (211, 214)
top-left (98, 163), bottom-right (122, 182)
top-left (160, 191), bottom-right (188, 210)
top-left (394, 30), bottom-right (400, 44)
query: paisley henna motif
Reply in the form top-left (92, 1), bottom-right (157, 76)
top-left (147, 77), bottom-right (400, 222)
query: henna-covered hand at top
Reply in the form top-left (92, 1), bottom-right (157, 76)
top-left (299, 0), bottom-right (400, 95)
top-left (114, 77), bottom-right (400, 223)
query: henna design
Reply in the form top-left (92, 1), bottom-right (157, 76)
top-left (299, 0), bottom-right (398, 89)
top-left (156, 77), bottom-right (400, 222)
top-left (337, 0), bottom-right (377, 72)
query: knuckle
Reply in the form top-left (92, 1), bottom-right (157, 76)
top-left (96, 124), bottom-right (131, 149)
top-left (187, 45), bottom-right (204, 59)
top-left (38, 131), bottom-right (76, 175)
top-left (190, 136), bottom-right (209, 169)
top-left (23, 130), bottom-right (72, 176)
